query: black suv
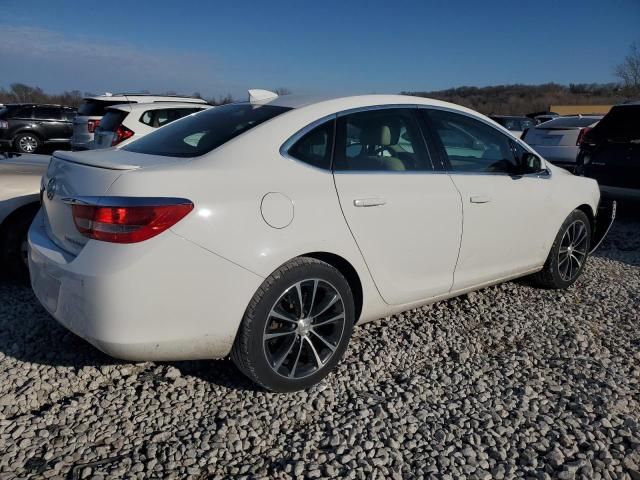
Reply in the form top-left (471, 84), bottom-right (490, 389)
top-left (577, 102), bottom-right (640, 200)
top-left (0, 104), bottom-right (76, 154)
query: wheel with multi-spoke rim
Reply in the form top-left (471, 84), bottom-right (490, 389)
top-left (13, 133), bottom-right (40, 154)
top-left (532, 209), bottom-right (591, 289)
top-left (232, 257), bottom-right (355, 392)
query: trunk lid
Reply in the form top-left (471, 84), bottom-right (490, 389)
top-left (42, 150), bottom-right (184, 255)
top-left (524, 127), bottom-right (581, 147)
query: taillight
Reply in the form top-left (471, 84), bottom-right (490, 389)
top-left (112, 125), bottom-right (134, 146)
top-left (87, 119), bottom-right (100, 133)
top-left (576, 127), bottom-right (591, 146)
top-left (71, 201), bottom-right (194, 243)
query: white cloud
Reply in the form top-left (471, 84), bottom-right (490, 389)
top-left (0, 25), bottom-right (238, 97)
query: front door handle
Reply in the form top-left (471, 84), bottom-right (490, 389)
top-left (470, 195), bottom-right (492, 204)
top-left (354, 197), bottom-right (386, 207)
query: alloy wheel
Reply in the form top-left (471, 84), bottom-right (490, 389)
top-left (263, 279), bottom-right (346, 379)
top-left (557, 219), bottom-right (588, 281)
top-left (18, 135), bottom-right (38, 153)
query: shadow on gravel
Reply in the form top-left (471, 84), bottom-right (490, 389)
top-left (0, 274), bottom-right (263, 391)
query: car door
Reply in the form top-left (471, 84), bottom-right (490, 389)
top-left (421, 108), bottom-right (554, 291)
top-left (33, 106), bottom-right (66, 141)
top-left (332, 107), bottom-right (463, 305)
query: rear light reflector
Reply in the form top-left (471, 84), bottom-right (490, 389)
top-left (112, 125), bottom-right (134, 146)
top-left (576, 127), bottom-right (591, 146)
top-left (87, 119), bottom-right (100, 133)
top-left (71, 201), bottom-right (194, 243)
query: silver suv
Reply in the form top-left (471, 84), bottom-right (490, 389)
top-left (71, 93), bottom-right (207, 150)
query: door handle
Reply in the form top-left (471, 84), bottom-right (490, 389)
top-left (354, 198), bottom-right (386, 207)
top-left (470, 195), bottom-right (492, 204)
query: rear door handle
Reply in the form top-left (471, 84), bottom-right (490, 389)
top-left (470, 195), bottom-right (492, 204)
top-left (354, 198), bottom-right (386, 207)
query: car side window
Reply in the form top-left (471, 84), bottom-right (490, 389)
top-left (12, 106), bottom-right (34, 119)
top-left (62, 110), bottom-right (76, 121)
top-left (287, 120), bottom-right (335, 170)
top-left (34, 107), bottom-right (61, 120)
top-left (425, 109), bottom-right (519, 175)
top-left (334, 108), bottom-right (430, 172)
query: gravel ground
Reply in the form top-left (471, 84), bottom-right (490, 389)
top-left (0, 207), bottom-right (638, 480)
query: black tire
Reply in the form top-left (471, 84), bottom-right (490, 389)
top-left (1, 207), bottom-right (39, 283)
top-left (232, 257), bottom-right (355, 392)
top-left (532, 209), bottom-right (591, 289)
top-left (13, 132), bottom-right (40, 154)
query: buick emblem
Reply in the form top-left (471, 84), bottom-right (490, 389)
top-left (46, 178), bottom-right (57, 201)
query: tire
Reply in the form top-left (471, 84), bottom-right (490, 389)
top-left (532, 209), bottom-right (591, 289)
top-left (1, 207), bottom-right (39, 283)
top-left (232, 257), bottom-right (355, 392)
top-left (13, 132), bottom-right (40, 154)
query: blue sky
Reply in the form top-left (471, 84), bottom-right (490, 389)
top-left (0, 0), bottom-right (638, 98)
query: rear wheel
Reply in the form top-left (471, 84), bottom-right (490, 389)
top-left (14, 133), bottom-right (40, 154)
top-left (532, 209), bottom-right (591, 289)
top-left (232, 257), bottom-right (355, 392)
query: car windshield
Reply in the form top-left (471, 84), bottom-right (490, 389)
top-left (123, 103), bottom-right (292, 158)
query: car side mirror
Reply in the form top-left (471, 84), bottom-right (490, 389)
top-left (521, 152), bottom-right (544, 174)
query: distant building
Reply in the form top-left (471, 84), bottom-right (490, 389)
top-left (550, 105), bottom-right (613, 115)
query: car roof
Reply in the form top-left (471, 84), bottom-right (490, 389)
top-left (106, 102), bottom-right (212, 112)
top-left (83, 94), bottom-right (206, 103)
top-left (1, 103), bottom-right (75, 109)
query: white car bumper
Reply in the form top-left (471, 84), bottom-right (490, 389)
top-left (28, 210), bottom-right (264, 361)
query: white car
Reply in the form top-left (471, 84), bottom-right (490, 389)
top-left (29, 91), bottom-right (611, 392)
top-left (91, 102), bottom-right (212, 149)
top-left (71, 94), bottom-right (208, 150)
top-left (0, 153), bottom-right (49, 279)
top-left (522, 115), bottom-right (602, 169)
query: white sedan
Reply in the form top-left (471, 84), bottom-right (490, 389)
top-left (29, 92), bottom-right (610, 392)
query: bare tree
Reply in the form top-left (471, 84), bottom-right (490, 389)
top-left (615, 42), bottom-right (640, 93)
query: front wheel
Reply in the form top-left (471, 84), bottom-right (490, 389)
top-left (13, 133), bottom-right (40, 154)
top-left (232, 257), bottom-right (355, 392)
top-left (532, 209), bottom-right (591, 289)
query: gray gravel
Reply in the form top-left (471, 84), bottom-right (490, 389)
top-left (0, 207), bottom-right (639, 479)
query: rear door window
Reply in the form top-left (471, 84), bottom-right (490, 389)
top-left (11, 106), bottom-right (34, 119)
top-left (124, 104), bottom-right (291, 157)
top-left (287, 120), bottom-right (335, 169)
top-left (140, 108), bottom-right (205, 128)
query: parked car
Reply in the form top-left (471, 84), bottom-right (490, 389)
top-left (0, 104), bottom-right (76, 153)
top-left (91, 102), bottom-right (212, 149)
top-left (489, 115), bottom-right (535, 138)
top-left (71, 94), bottom-right (208, 150)
top-left (0, 152), bottom-right (49, 279)
top-left (577, 102), bottom-right (640, 200)
top-left (29, 92), bottom-right (613, 392)
top-left (522, 115), bottom-right (602, 169)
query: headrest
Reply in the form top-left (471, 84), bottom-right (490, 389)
top-left (361, 124), bottom-right (400, 146)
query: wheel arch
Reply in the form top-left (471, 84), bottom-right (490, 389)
top-left (301, 251), bottom-right (363, 323)
top-left (575, 203), bottom-right (595, 239)
top-left (0, 201), bottom-right (40, 247)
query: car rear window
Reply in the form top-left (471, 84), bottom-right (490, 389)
top-left (99, 110), bottom-right (128, 131)
top-left (124, 104), bottom-right (291, 158)
top-left (538, 117), bottom-right (601, 128)
top-left (78, 100), bottom-right (131, 116)
top-left (592, 105), bottom-right (640, 142)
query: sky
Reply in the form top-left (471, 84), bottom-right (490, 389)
top-left (0, 0), bottom-right (638, 99)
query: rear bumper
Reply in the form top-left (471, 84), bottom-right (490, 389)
top-left (28, 210), bottom-right (264, 360)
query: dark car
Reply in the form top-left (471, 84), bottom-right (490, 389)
top-left (0, 104), bottom-right (76, 154)
top-left (577, 102), bottom-right (640, 200)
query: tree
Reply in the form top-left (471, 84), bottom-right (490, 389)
top-left (615, 42), bottom-right (640, 94)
